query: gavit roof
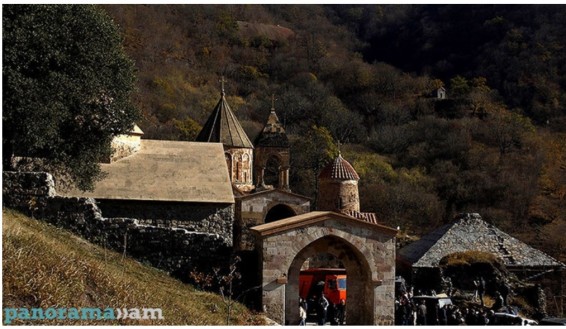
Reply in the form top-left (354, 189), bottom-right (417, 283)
top-left (62, 140), bottom-right (234, 203)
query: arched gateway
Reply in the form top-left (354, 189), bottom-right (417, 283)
top-left (251, 211), bottom-right (397, 325)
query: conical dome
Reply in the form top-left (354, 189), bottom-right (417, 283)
top-left (196, 92), bottom-right (253, 149)
top-left (317, 153), bottom-right (360, 212)
top-left (255, 108), bottom-right (289, 148)
top-left (319, 153), bottom-right (359, 181)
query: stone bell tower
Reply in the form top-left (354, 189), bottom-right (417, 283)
top-left (317, 153), bottom-right (360, 213)
top-left (196, 77), bottom-right (255, 192)
top-left (254, 96), bottom-right (290, 191)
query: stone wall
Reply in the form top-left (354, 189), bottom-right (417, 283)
top-left (96, 199), bottom-right (233, 245)
top-left (2, 171), bottom-right (233, 277)
top-left (235, 190), bottom-right (310, 251)
top-left (317, 179), bottom-right (360, 213)
top-left (108, 133), bottom-right (141, 163)
top-left (253, 213), bottom-right (396, 325)
top-left (226, 147), bottom-right (254, 192)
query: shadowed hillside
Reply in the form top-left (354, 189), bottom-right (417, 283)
top-left (98, 4), bottom-right (566, 263)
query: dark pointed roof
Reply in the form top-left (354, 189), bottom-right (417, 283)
top-left (319, 153), bottom-right (360, 181)
top-left (196, 91), bottom-right (253, 149)
top-left (398, 213), bottom-right (564, 269)
top-left (255, 108), bottom-right (289, 148)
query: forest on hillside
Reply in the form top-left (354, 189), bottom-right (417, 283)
top-left (100, 4), bottom-right (566, 261)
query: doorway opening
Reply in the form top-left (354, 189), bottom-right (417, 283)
top-left (265, 204), bottom-right (296, 223)
top-left (285, 235), bottom-right (373, 325)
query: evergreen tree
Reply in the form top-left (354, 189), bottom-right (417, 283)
top-left (3, 4), bottom-right (139, 190)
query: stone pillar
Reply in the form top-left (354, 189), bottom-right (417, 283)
top-left (256, 166), bottom-right (265, 188)
top-left (279, 166), bottom-right (290, 191)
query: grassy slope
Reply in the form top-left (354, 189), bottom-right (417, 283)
top-left (2, 208), bottom-right (265, 325)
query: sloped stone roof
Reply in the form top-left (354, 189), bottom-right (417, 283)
top-left (255, 108), bottom-right (289, 148)
top-left (196, 92), bottom-right (253, 149)
top-left (319, 153), bottom-right (360, 181)
top-left (235, 187), bottom-right (311, 202)
top-left (62, 140), bottom-right (234, 203)
top-left (398, 213), bottom-right (564, 269)
top-left (251, 211), bottom-right (397, 237)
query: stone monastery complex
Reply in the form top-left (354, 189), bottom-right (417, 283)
top-left (3, 84), bottom-right (563, 325)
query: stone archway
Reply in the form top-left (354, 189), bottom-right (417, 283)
top-left (265, 204), bottom-right (297, 223)
top-left (264, 155), bottom-right (281, 187)
top-left (286, 235), bottom-right (372, 325)
top-left (251, 211), bottom-right (397, 326)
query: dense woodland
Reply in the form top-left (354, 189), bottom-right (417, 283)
top-left (100, 5), bottom-right (566, 261)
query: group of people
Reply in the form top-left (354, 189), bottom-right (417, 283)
top-left (299, 295), bottom-right (345, 326)
top-left (396, 295), bottom-right (512, 326)
top-left (395, 276), bottom-right (518, 326)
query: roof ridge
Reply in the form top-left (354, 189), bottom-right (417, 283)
top-left (404, 216), bottom-right (564, 268)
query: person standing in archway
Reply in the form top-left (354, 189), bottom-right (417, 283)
top-left (299, 299), bottom-right (307, 326)
top-left (478, 277), bottom-right (486, 307)
top-left (416, 299), bottom-right (427, 326)
top-left (336, 299), bottom-right (346, 325)
top-left (318, 293), bottom-right (329, 325)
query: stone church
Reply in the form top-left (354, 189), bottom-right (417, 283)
top-left (194, 85), bottom-right (312, 252)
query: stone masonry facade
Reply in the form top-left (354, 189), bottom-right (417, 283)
top-left (235, 191), bottom-right (310, 251)
top-left (253, 213), bottom-right (397, 325)
top-left (317, 179), bottom-right (360, 213)
top-left (2, 171), bottom-right (234, 277)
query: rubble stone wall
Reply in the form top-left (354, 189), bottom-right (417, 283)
top-left (2, 171), bottom-right (233, 276)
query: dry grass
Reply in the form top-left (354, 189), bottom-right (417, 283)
top-left (2, 208), bottom-right (266, 325)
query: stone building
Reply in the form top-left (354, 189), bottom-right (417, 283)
top-left (316, 152), bottom-right (381, 225)
top-left (317, 153), bottom-right (360, 213)
top-left (62, 139), bottom-right (234, 239)
top-left (106, 123), bottom-right (144, 163)
top-left (195, 89), bottom-right (312, 252)
top-left (397, 213), bottom-right (565, 290)
top-left (196, 85), bottom-right (255, 192)
top-left (248, 152), bottom-right (397, 325)
top-left (252, 211), bottom-right (397, 325)
top-left (5, 138), bottom-right (236, 277)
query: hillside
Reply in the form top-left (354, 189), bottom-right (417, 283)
top-left (98, 4), bottom-right (565, 262)
top-left (2, 208), bottom-right (265, 325)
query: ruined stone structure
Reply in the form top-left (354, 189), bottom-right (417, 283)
top-left (251, 211), bottom-right (397, 325)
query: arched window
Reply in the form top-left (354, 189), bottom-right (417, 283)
top-left (264, 155), bottom-right (281, 187)
top-left (225, 152), bottom-right (233, 181)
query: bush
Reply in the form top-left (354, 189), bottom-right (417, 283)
top-left (440, 251), bottom-right (509, 291)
